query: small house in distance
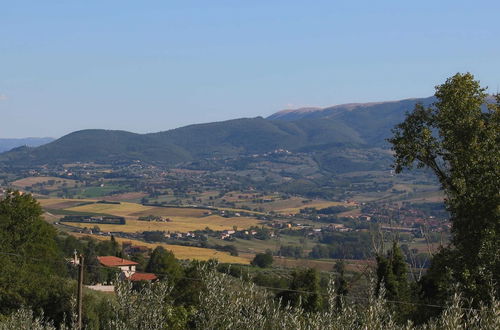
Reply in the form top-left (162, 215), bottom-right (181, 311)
top-left (61, 215), bottom-right (126, 225)
top-left (97, 256), bottom-right (157, 281)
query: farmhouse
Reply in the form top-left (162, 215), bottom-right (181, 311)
top-left (97, 256), bottom-right (157, 281)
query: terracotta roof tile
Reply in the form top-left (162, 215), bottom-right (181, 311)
top-left (129, 272), bottom-right (157, 281)
top-left (97, 256), bottom-right (138, 267)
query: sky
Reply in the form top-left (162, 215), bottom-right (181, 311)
top-left (1, 0), bottom-right (499, 138)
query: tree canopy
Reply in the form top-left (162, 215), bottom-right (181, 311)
top-left (251, 251), bottom-right (274, 268)
top-left (389, 73), bottom-right (500, 304)
top-left (0, 191), bottom-right (69, 321)
top-left (146, 246), bottom-right (182, 281)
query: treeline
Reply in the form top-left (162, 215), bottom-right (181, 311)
top-left (310, 231), bottom-right (372, 259)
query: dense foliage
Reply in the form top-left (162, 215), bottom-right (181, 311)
top-left (310, 231), bottom-right (372, 259)
top-left (389, 73), bottom-right (500, 306)
top-left (0, 192), bottom-right (70, 323)
top-left (1, 268), bottom-right (499, 329)
top-left (251, 251), bottom-right (274, 268)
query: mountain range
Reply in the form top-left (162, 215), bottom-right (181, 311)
top-left (0, 137), bottom-right (55, 153)
top-left (0, 97), bottom-right (435, 166)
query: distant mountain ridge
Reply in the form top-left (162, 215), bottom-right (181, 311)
top-left (0, 137), bottom-right (54, 153)
top-left (0, 97), bottom-right (437, 167)
top-left (268, 97), bottom-right (435, 121)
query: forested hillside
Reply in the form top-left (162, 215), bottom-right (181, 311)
top-left (0, 98), bottom-right (431, 167)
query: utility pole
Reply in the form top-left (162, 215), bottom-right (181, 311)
top-left (77, 255), bottom-right (84, 330)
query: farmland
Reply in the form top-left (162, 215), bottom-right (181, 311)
top-left (214, 193), bottom-right (354, 214)
top-left (7, 163), bottom-right (448, 275)
top-left (39, 198), bottom-right (263, 232)
top-left (274, 200), bottom-right (355, 214)
top-left (12, 176), bottom-right (78, 190)
top-left (72, 233), bottom-right (250, 264)
top-left (67, 216), bottom-right (261, 233)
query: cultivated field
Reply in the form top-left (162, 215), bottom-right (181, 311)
top-left (99, 192), bottom-right (147, 202)
top-left (68, 216), bottom-right (261, 233)
top-left (12, 176), bottom-right (78, 188)
top-left (39, 198), bottom-right (263, 232)
top-left (38, 198), bottom-right (94, 210)
top-left (73, 233), bottom-right (250, 264)
top-left (273, 199), bottom-right (355, 214)
top-left (66, 202), bottom-right (153, 217)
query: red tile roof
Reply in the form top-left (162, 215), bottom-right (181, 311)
top-left (97, 256), bottom-right (138, 267)
top-left (129, 272), bottom-right (157, 281)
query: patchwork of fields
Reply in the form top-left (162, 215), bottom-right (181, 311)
top-left (67, 216), bottom-right (261, 233)
top-left (274, 200), bottom-right (355, 214)
top-left (40, 197), bottom-right (259, 264)
top-left (39, 198), bottom-right (263, 232)
top-left (72, 233), bottom-right (250, 264)
top-left (12, 176), bottom-right (78, 189)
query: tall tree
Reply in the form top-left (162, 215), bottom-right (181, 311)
top-left (146, 246), bottom-right (182, 282)
top-left (389, 73), bottom-right (500, 304)
top-left (0, 191), bottom-right (69, 322)
top-left (376, 242), bottom-right (412, 320)
top-left (333, 260), bottom-right (348, 310)
top-left (278, 268), bottom-right (322, 312)
top-left (251, 251), bottom-right (274, 268)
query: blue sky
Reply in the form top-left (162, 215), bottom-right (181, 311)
top-left (1, 1), bottom-right (499, 138)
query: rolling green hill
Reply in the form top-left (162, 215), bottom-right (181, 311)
top-left (0, 130), bottom-right (191, 165)
top-left (0, 118), bottom-right (369, 166)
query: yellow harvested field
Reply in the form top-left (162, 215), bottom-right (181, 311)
top-left (38, 198), bottom-right (94, 209)
top-left (130, 208), bottom-right (207, 218)
top-left (276, 201), bottom-right (354, 214)
top-left (66, 202), bottom-right (211, 218)
top-left (67, 215), bottom-right (261, 233)
top-left (66, 202), bottom-right (151, 217)
top-left (12, 176), bottom-right (77, 188)
top-left (217, 207), bottom-right (265, 215)
top-left (37, 198), bottom-right (262, 231)
top-left (73, 233), bottom-right (250, 264)
top-left (245, 196), bottom-right (348, 213)
top-left (63, 201), bottom-right (262, 231)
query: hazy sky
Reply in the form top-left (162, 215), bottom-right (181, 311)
top-left (1, 1), bottom-right (499, 138)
